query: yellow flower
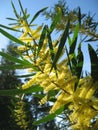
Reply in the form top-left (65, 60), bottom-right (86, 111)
top-left (50, 92), bottom-right (73, 113)
top-left (39, 95), bottom-right (48, 105)
top-left (44, 83), bottom-right (57, 92)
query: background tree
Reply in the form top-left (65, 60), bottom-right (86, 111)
top-left (43, 0), bottom-right (98, 42)
top-left (0, 42), bottom-right (22, 129)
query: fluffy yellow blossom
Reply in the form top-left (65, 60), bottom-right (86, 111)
top-left (17, 17), bottom-right (98, 130)
top-left (50, 92), bottom-right (73, 113)
top-left (39, 95), bottom-right (48, 105)
top-left (18, 46), bottom-right (29, 52)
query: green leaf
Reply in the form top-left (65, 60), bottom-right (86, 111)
top-left (69, 24), bottom-right (79, 54)
top-left (0, 28), bottom-right (25, 45)
top-left (47, 90), bottom-right (58, 100)
top-left (68, 35), bottom-right (72, 46)
top-left (37, 25), bottom-right (48, 56)
top-left (76, 43), bottom-right (84, 78)
top-left (0, 51), bottom-right (25, 64)
top-left (6, 17), bottom-right (17, 21)
top-left (18, 0), bottom-right (25, 17)
top-left (85, 37), bottom-right (98, 42)
top-left (16, 73), bottom-right (36, 78)
top-left (29, 7), bottom-right (48, 25)
top-left (23, 85), bottom-right (43, 94)
top-left (0, 24), bottom-right (21, 32)
top-left (49, 7), bottom-right (62, 33)
top-left (33, 94), bottom-right (44, 99)
top-left (78, 7), bottom-right (81, 27)
top-left (0, 64), bottom-right (37, 70)
top-left (33, 105), bottom-right (64, 125)
top-left (0, 51), bottom-right (39, 70)
top-left (51, 19), bottom-right (70, 70)
top-left (11, 0), bottom-right (19, 18)
top-left (47, 30), bottom-right (55, 61)
top-left (88, 44), bottom-right (98, 81)
top-left (0, 85), bottom-right (43, 97)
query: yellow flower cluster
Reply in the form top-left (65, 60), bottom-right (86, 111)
top-left (17, 19), bottom-right (98, 129)
top-left (69, 78), bottom-right (98, 129)
top-left (14, 101), bottom-right (29, 129)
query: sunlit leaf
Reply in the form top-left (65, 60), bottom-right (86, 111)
top-left (0, 51), bottom-right (27, 64)
top-left (0, 52), bottom-right (24, 64)
top-left (0, 24), bottom-right (21, 32)
top-left (29, 7), bottom-right (48, 25)
top-left (0, 28), bottom-right (25, 45)
top-left (0, 51), bottom-right (40, 71)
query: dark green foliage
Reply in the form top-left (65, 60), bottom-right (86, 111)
top-left (76, 43), bottom-right (84, 78)
top-left (88, 44), bottom-right (98, 81)
top-left (51, 19), bottom-right (70, 70)
top-left (37, 25), bottom-right (48, 56)
top-left (0, 43), bottom-right (22, 130)
top-left (33, 105), bottom-right (64, 125)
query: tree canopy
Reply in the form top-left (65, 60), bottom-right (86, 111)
top-left (0, 0), bottom-right (98, 129)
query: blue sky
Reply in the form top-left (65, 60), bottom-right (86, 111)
top-left (0, 0), bottom-right (98, 49)
top-left (0, 0), bottom-right (98, 73)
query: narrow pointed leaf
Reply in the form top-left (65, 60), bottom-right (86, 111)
top-left (37, 25), bottom-right (47, 56)
top-left (85, 37), bottom-right (98, 42)
top-left (0, 52), bottom-right (25, 64)
top-left (0, 64), bottom-right (38, 70)
top-left (69, 24), bottom-right (79, 54)
top-left (76, 43), bottom-right (84, 78)
top-left (51, 19), bottom-right (70, 70)
top-left (16, 73), bottom-right (36, 78)
top-left (33, 106), bottom-right (64, 125)
top-left (11, 1), bottom-right (19, 18)
top-left (6, 17), bottom-right (17, 21)
top-left (29, 7), bottom-right (48, 25)
top-left (0, 24), bottom-right (21, 32)
top-left (18, 0), bottom-right (26, 19)
top-left (0, 28), bottom-right (25, 45)
top-left (49, 7), bottom-right (62, 33)
top-left (68, 35), bottom-right (72, 46)
top-left (47, 30), bottom-right (55, 61)
top-left (0, 85), bottom-right (43, 97)
top-left (88, 44), bottom-right (98, 81)
top-left (78, 7), bottom-right (81, 27)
